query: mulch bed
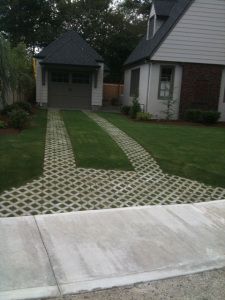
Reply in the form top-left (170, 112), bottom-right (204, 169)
top-left (146, 119), bottom-right (225, 128)
top-left (0, 114), bottom-right (19, 136)
top-left (0, 128), bottom-right (20, 136)
top-left (121, 115), bottom-right (225, 128)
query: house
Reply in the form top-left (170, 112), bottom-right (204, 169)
top-left (34, 31), bottom-right (104, 110)
top-left (123, 0), bottom-right (225, 121)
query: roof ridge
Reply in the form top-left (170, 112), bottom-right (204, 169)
top-left (36, 30), bottom-right (103, 62)
top-left (70, 34), bottom-right (101, 62)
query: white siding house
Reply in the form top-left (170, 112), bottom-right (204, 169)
top-left (123, 0), bottom-right (225, 121)
top-left (152, 0), bottom-right (225, 65)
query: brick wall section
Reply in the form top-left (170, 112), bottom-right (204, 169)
top-left (179, 63), bottom-right (223, 117)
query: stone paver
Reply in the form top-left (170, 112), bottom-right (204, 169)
top-left (0, 110), bottom-right (225, 217)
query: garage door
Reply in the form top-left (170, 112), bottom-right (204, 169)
top-left (48, 70), bottom-right (92, 109)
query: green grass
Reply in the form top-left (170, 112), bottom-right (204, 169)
top-left (62, 111), bottom-right (133, 171)
top-left (0, 110), bottom-right (47, 193)
top-left (98, 112), bottom-right (225, 188)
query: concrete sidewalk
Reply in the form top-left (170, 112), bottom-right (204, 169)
top-left (1, 201), bottom-right (225, 300)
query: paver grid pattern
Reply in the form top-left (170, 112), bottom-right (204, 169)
top-left (0, 110), bottom-right (225, 217)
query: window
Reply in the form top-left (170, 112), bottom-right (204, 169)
top-left (72, 72), bottom-right (90, 84)
top-left (158, 66), bottom-right (175, 99)
top-left (130, 68), bottom-right (140, 97)
top-left (148, 16), bottom-right (155, 39)
top-left (52, 72), bottom-right (69, 83)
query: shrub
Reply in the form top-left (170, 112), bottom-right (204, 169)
top-left (9, 109), bottom-right (30, 129)
top-left (130, 97), bottom-right (141, 119)
top-left (201, 111), bottom-right (221, 125)
top-left (121, 105), bottom-right (131, 115)
top-left (184, 109), bottom-right (202, 123)
top-left (1, 104), bottom-right (15, 116)
top-left (136, 112), bottom-right (152, 121)
top-left (16, 101), bottom-right (32, 114)
top-left (185, 109), bottom-right (221, 125)
top-left (1, 101), bottom-right (32, 116)
top-left (0, 120), bottom-right (6, 128)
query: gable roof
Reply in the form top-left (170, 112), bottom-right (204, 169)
top-left (124, 0), bottom-right (193, 67)
top-left (35, 31), bottom-right (104, 67)
top-left (154, 0), bottom-right (177, 17)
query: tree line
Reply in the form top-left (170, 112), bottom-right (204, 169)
top-left (0, 0), bottom-right (151, 83)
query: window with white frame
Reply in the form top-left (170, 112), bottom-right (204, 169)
top-left (158, 66), bottom-right (175, 100)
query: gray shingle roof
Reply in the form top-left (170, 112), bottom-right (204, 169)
top-left (124, 0), bottom-right (193, 67)
top-left (36, 31), bottom-right (103, 67)
top-left (154, 0), bottom-right (177, 17)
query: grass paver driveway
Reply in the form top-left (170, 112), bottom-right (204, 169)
top-left (1, 110), bottom-right (225, 217)
top-left (0, 110), bottom-right (47, 193)
top-left (62, 110), bottom-right (133, 171)
top-left (98, 113), bottom-right (225, 188)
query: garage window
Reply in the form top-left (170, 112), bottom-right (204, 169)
top-left (72, 72), bottom-right (90, 84)
top-left (52, 72), bottom-right (69, 83)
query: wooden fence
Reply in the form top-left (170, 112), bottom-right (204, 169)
top-left (103, 83), bottom-right (124, 105)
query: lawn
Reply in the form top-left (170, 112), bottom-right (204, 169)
top-left (98, 112), bottom-right (225, 188)
top-left (62, 111), bottom-right (133, 171)
top-left (0, 110), bottom-right (47, 193)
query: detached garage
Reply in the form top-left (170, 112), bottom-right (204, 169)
top-left (34, 31), bottom-right (104, 110)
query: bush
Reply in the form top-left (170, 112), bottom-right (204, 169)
top-left (1, 102), bottom-right (32, 116)
top-left (185, 109), bottom-right (220, 125)
top-left (121, 105), bottom-right (131, 115)
top-left (1, 104), bottom-right (15, 116)
top-left (9, 109), bottom-right (30, 129)
top-left (136, 112), bottom-right (152, 121)
top-left (0, 120), bottom-right (6, 128)
top-left (16, 101), bottom-right (32, 114)
top-left (130, 97), bottom-right (141, 119)
top-left (201, 111), bottom-right (221, 125)
top-left (185, 109), bottom-right (202, 123)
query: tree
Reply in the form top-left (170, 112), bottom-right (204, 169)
top-left (0, 0), bottom-right (61, 50)
top-left (0, 0), bottom-right (151, 82)
top-left (117, 0), bottom-right (151, 22)
top-left (0, 35), bottom-right (11, 106)
top-left (10, 43), bottom-right (35, 102)
top-left (0, 36), bottom-right (34, 106)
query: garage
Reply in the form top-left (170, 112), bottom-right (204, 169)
top-left (48, 70), bottom-right (92, 109)
top-left (35, 30), bottom-right (104, 110)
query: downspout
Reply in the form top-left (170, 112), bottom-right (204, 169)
top-left (145, 61), bottom-right (152, 113)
